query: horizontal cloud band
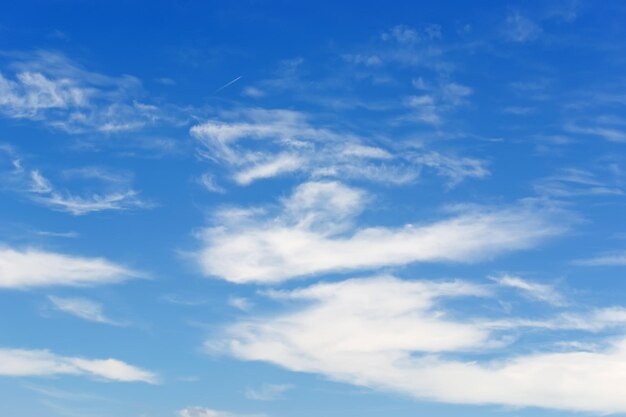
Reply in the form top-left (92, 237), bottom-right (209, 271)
top-left (196, 181), bottom-right (566, 283)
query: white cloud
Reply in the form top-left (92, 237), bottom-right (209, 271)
top-left (0, 348), bottom-right (157, 383)
top-left (212, 276), bottom-right (626, 414)
top-left (48, 296), bottom-right (122, 325)
top-left (342, 54), bottom-right (383, 67)
top-left (1, 152), bottom-right (151, 215)
top-left (381, 25), bottom-right (420, 44)
top-left (190, 108), bottom-right (486, 187)
top-left (245, 383), bottom-right (292, 401)
top-left (441, 82), bottom-right (473, 106)
top-left (0, 71), bottom-right (88, 114)
top-left (30, 183), bottom-right (150, 215)
top-left (404, 95), bottom-right (441, 124)
top-left (574, 251), bottom-right (626, 266)
top-left (493, 274), bottom-right (565, 306)
top-left (565, 123), bottom-right (626, 142)
top-left (34, 230), bottom-right (79, 238)
top-left (503, 12), bottom-right (542, 42)
top-left (228, 297), bottom-right (252, 311)
top-left (196, 181), bottom-right (565, 284)
top-left (0, 51), bottom-right (161, 133)
top-left (402, 82), bottom-right (474, 126)
top-left (414, 152), bottom-right (489, 187)
top-left (0, 247), bottom-right (138, 289)
top-left (340, 144), bottom-right (391, 159)
top-left (234, 153), bottom-right (303, 185)
top-left (198, 173), bottom-right (225, 193)
top-left (241, 86), bottom-right (265, 98)
top-left (483, 306), bottom-right (626, 333)
top-left (534, 168), bottom-right (623, 198)
top-left (178, 407), bottom-right (263, 417)
top-left (190, 108), bottom-right (406, 184)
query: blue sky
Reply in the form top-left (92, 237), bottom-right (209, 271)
top-left (2, 1), bottom-right (626, 416)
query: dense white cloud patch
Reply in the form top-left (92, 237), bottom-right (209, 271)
top-left (190, 108), bottom-right (487, 186)
top-left (196, 180), bottom-right (564, 283)
top-left (212, 276), bottom-right (626, 414)
top-left (0, 348), bottom-right (157, 383)
top-left (0, 247), bottom-right (138, 288)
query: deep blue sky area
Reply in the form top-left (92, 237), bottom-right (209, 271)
top-left (2, 2), bottom-right (626, 417)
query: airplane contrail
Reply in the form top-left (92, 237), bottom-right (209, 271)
top-left (215, 76), bottom-right (242, 92)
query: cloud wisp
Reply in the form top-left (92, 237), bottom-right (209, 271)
top-left (493, 274), bottom-right (565, 306)
top-left (0, 348), bottom-right (157, 383)
top-left (48, 296), bottom-right (124, 325)
top-left (245, 383), bottom-right (292, 401)
top-left (178, 407), bottom-right (264, 417)
top-left (573, 251), bottom-right (626, 266)
top-left (1, 149), bottom-right (151, 215)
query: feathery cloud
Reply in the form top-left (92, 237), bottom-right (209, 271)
top-left (190, 108), bottom-right (487, 187)
top-left (493, 274), bottom-right (565, 306)
top-left (1, 149), bottom-right (151, 215)
top-left (0, 51), bottom-right (161, 133)
top-left (48, 296), bottom-right (123, 325)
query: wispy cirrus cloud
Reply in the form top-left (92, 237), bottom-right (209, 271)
top-left (48, 296), bottom-right (124, 325)
top-left (0, 247), bottom-right (139, 289)
top-left (502, 11), bottom-right (542, 43)
top-left (1, 148), bottom-right (151, 215)
top-left (190, 108), bottom-right (414, 186)
top-left (191, 108), bottom-right (488, 187)
top-left (196, 181), bottom-right (566, 283)
top-left (245, 383), bottom-right (292, 401)
top-left (0, 51), bottom-right (163, 133)
top-left (492, 274), bottom-right (565, 306)
top-left (0, 348), bottom-right (157, 383)
top-left (178, 407), bottom-right (264, 417)
top-left (565, 123), bottom-right (626, 143)
top-left (534, 168), bottom-right (624, 198)
top-left (573, 251), bottom-right (626, 266)
top-left (402, 82), bottom-right (473, 125)
top-left (414, 151), bottom-right (489, 187)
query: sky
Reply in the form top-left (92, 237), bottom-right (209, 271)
top-left (2, 1), bottom-right (626, 416)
